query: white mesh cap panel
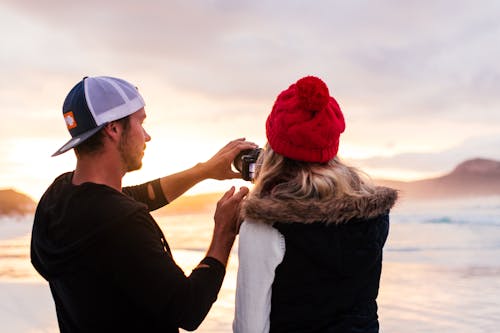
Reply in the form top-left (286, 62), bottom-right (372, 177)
top-left (84, 76), bottom-right (145, 126)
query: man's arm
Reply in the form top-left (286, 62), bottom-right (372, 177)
top-left (108, 211), bottom-right (225, 331)
top-left (206, 186), bottom-right (248, 266)
top-left (159, 138), bottom-right (257, 203)
top-left (123, 138), bottom-right (256, 207)
top-left (109, 186), bottom-right (248, 330)
top-left (123, 178), bottom-right (167, 211)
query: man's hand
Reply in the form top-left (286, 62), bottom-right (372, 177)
top-left (202, 138), bottom-right (258, 180)
top-left (207, 186), bottom-right (249, 266)
top-left (214, 186), bottom-right (249, 235)
top-left (158, 138), bottom-right (257, 203)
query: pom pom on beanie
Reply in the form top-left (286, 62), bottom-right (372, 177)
top-left (265, 76), bottom-right (345, 163)
top-left (296, 76), bottom-right (330, 111)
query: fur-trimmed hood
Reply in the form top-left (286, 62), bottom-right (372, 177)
top-left (242, 186), bottom-right (398, 225)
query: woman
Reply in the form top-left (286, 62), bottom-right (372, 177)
top-left (233, 76), bottom-right (398, 333)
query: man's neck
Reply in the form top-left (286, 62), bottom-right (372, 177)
top-left (72, 152), bottom-right (125, 192)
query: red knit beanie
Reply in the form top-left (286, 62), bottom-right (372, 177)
top-left (265, 76), bottom-right (345, 163)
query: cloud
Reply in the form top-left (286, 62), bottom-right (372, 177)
top-left (3, 2), bottom-right (499, 93)
top-left (1, 0), bottom-right (500, 191)
top-left (349, 135), bottom-right (500, 177)
top-left (4, 0), bottom-right (498, 102)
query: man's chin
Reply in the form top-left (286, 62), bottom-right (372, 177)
top-left (125, 157), bottom-right (143, 172)
top-left (127, 162), bottom-right (142, 172)
top-left (120, 150), bottom-right (143, 173)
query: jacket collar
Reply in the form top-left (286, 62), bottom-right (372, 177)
top-left (242, 186), bottom-right (398, 225)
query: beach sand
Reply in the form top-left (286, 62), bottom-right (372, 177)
top-left (1, 281), bottom-right (58, 333)
top-left (2, 257), bottom-right (499, 333)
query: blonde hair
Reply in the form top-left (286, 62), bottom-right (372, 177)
top-left (251, 144), bottom-right (377, 201)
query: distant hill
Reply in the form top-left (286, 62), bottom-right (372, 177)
top-left (156, 192), bottom-right (223, 215)
top-left (159, 158), bottom-right (500, 212)
top-left (0, 189), bottom-right (36, 216)
top-left (375, 158), bottom-right (500, 199)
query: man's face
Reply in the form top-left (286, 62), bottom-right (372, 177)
top-left (118, 108), bottom-right (151, 172)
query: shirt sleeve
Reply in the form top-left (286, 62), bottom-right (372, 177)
top-left (106, 209), bottom-right (225, 331)
top-left (233, 220), bottom-right (285, 333)
top-left (122, 178), bottom-right (168, 211)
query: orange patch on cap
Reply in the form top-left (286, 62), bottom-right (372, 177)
top-left (64, 111), bottom-right (77, 129)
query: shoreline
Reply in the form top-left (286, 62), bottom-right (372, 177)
top-left (3, 259), bottom-right (500, 333)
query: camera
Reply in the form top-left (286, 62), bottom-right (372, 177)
top-left (233, 148), bottom-right (262, 181)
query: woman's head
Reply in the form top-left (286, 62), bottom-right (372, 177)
top-left (252, 76), bottom-right (375, 200)
top-left (265, 76), bottom-right (345, 163)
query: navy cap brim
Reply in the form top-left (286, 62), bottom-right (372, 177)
top-left (52, 124), bottom-right (107, 157)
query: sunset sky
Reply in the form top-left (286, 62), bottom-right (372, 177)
top-left (1, 0), bottom-right (500, 200)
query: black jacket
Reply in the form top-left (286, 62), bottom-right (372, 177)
top-left (31, 172), bottom-right (225, 333)
top-left (242, 186), bottom-right (397, 333)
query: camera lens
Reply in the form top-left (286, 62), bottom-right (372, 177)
top-left (232, 150), bottom-right (251, 173)
top-left (233, 148), bottom-right (262, 181)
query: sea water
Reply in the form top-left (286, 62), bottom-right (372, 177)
top-left (1, 196), bottom-right (499, 332)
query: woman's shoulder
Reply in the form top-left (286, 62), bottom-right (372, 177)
top-left (242, 186), bottom-right (397, 227)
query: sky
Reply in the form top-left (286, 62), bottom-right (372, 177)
top-left (1, 0), bottom-right (500, 200)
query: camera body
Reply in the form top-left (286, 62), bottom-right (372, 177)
top-left (233, 148), bottom-right (262, 181)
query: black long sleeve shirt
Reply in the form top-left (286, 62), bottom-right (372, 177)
top-left (31, 172), bottom-right (225, 332)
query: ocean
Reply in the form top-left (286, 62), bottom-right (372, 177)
top-left (1, 196), bottom-right (499, 332)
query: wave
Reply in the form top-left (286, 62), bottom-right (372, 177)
top-left (0, 216), bottom-right (33, 240)
top-left (391, 196), bottom-right (500, 226)
top-left (386, 244), bottom-right (500, 252)
top-left (386, 247), bottom-right (421, 252)
top-left (391, 213), bottom-right (500, 226)
top-left (424, 217), bottom-right (455, 224)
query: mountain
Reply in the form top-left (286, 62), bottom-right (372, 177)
top-left (0, 189), bottom-right (36, 216)
top-left (375, 158), bottom-right (500, 199)
top-left (156, 192), bottom-right (223, 215)
top-left (155, 158), bottom-right (500, 215)
top-left (159, 158), bottom-right (500, 213)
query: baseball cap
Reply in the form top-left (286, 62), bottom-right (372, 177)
top-left (52, 76), bottom-right (145, 156)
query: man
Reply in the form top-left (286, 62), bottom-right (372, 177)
top-left (31, 76), bottom-right (256, 332)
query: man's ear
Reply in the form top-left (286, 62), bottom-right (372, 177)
top-left (102, 122), bottom-right (121, 141)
